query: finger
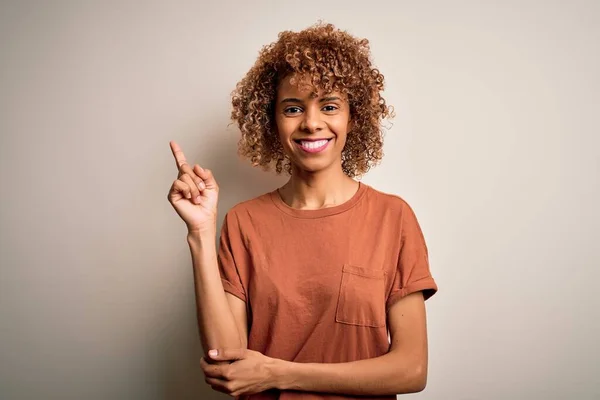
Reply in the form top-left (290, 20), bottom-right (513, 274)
top-left (201, 362), bottom-right (229, 380)
top-left (205, 377), bottom-right (227, 386)
top-left (208, 348), bottom-right (246, 362)
top-left (169, 179), bottom-right (192, 200)
top-left (179, 163), bottom-right (206, 190)
top-left (205, 377), bottom-right (232, 395)
top-left (169, 141), bottom-right (188, 170)
top-left (231, 386), bottom-right (251, 398)
top-left (200, 356), bottom-right (209, 370)
top-left (199, 356), bottom-right (223, 370)
top-left (200, 357), bottom-right (218, 375)
top-left (180, 174), bottom-right (201, 204)
top-left (194, 165), bottom-right (218, 190)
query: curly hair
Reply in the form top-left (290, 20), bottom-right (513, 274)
top-left (231, 22), bottom-right (393, 178)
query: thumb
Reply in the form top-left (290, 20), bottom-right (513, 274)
top-left (194, 165), bottom-right (218, 190)
top-left (207, 348), bottom-right (246, 361)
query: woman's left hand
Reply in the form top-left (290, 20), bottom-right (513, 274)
top-left (201, 348), bottom-right (278, 397)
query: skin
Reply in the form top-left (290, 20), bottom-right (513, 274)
top-left (274, 74), bottom-right (359, 210)
top-left (167, 74), bottom-right (430, 397)
top-left (167, 142), bottom-right (244, 364)
top-left (202, 292), bottom-right (428, 397)
top-left (274, 75), bottom-right (350, 178)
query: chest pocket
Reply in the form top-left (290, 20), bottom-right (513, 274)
top-left (335, 264), bottom-right (386, 328)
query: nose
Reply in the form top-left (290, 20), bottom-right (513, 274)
top-left (300, 107), bottom-right (324, 134)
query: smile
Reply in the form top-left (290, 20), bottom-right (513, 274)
top-left (294, 138), bottom-right (332, 153)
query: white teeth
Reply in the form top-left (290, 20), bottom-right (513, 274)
top-left (301, 140), bottom-right (328, 149)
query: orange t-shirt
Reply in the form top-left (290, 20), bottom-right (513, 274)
top-left (218, 182), bottom-right (437, 399)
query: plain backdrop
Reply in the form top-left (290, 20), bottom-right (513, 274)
top-left (1, 1), bottom-right (599, 399)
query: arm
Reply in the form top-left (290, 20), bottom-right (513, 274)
top-left (188, 231), bottom-right (246, 354)
top-left (203, 291), bottom-right (429, 396)
top-left (167, 141), bottom-right (247, 356)
top-left (273, 291), bottom-right (428, 395)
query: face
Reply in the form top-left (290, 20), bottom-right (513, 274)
top-left (274, 74), bottom-right (352, 174)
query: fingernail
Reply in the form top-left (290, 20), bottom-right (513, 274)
top-left (196, 196), bottom-right (201, 203)
top-left (208, 349), bottom-right (218, 357)
top-left (198, 181), bottom-right (205, 190)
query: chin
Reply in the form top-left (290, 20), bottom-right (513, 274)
top-left (290, 158), bottom-right (337, 174)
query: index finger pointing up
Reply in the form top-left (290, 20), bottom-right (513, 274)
top-left (169, 141), bottom-right (188, 169)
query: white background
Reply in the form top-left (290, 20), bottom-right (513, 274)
top-left (1, 1), bottom-right (598, 399)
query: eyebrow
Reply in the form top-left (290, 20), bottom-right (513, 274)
top-left (280, 98), bottom-right (303, 104)
top-left (280, 96), bottom-right (342, 104)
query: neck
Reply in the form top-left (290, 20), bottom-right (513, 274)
top-left (280, 164), bottom-right (359, 210)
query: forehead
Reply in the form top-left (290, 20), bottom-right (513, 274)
top-left (276, 73), bottom-right (342, 99)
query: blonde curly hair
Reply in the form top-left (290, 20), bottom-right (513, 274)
top-left (231, 22), bottom-right (393, 178)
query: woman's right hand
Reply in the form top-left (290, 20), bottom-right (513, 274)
top-left (167, 141), bottom-right (219, 233)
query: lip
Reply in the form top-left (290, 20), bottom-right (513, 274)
top-left (293, 138), bottom-right (333, 142)
top-left (294, 138), bottom-right (332, 154)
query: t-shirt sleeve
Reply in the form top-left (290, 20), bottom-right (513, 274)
top-left (386, 201), bottom-right (438, 310)
top-left (217, 211), bottom-right (248, 302)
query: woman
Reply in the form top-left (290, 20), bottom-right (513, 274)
top-left (167, 23), bottom-right (437, 399)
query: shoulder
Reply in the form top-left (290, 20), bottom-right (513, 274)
top-left (365, 186), bottom-right (429, 247)
top-left (223, 190), bottom-right (276, 224)
top-left (363, 184), bottom-right (416, 218)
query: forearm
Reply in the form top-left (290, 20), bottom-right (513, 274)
top-left (273, 350), bottom-right (426, 396)
top-left (187, 230), bottom-right (243, 354)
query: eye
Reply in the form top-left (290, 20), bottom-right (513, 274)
top-left (322, 105), bottom-right (338, 112)
top-left (284, 106), bottom-right (302, 114)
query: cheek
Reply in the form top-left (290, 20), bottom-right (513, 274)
top-left (336, 135), bottom-right (348, 150)
top-left (334, 121), bottom-right (350, 142)
top-left (273, 122), bottom-right (293, 153)
top-left (275, 119), bottom-right (296, 142)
